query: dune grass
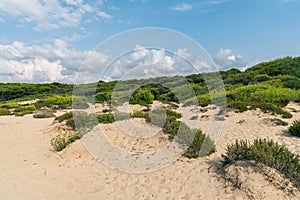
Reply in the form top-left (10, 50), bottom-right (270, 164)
top-left (222, 138), bottom-right (300, 189)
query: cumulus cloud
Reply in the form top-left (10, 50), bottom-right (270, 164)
top-left (214, 48), bottom-right (247, 70)
top-left (0, 0), bottom-right (110, 30)
top-left (172, 3), bottom-right (192, 12)
top-left (103, 45), bottom-right (214, 81)
top-left (0, 40), bottom-right (109, 83)
top-left (0, 42), bottom-right (217, 83)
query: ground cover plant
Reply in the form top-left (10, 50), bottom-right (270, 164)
top-left (288, 120), bottom-right (300, 137)
top-left (222, 138), bottom-right (300, 189)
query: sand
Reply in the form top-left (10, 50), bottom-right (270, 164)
top-left (0, 102), bottom-right (300, 199)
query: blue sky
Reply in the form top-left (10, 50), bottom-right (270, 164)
top-left (0, 0), bottom-right (300, 83)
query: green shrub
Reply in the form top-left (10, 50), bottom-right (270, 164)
top-left (51, 131), bottom-right (81, 151)
top-left (51, 133), bottom-right (67, 151)
top-left (288, 120), bottom-right (300, 137)
top-left (0, 108), bottom-right (12, 116)
top-left (146, 108), bottom-right (166, 127)
top-left (72, 96), bottom-right (89, 109)
top-left (197, 94), bottom-right (211, 107)
top-left (222, 138), bottom-right (300, 189)
top-left (36, 95), bottom-right (72, 108)
top-left (184, 130), bottom-right (216, 158)
top-left (131, 110), bottom-right (149, 118)
top-left (166, 109), bottom-right (182, 118)
top-left (162, 117), bottom-right (180, 136)
top-left (66, 118), bottom-right (76, 129)
top-left (13, 105), bottom-right (35, 116)
top-left (55, 112), bottom-right (73, 123)
top-left (97, 113), bottom-right (115, 124)
top-left (130, 89), bottom-right (154, 105)
top-left (65, 112), bottom-right (99, 133)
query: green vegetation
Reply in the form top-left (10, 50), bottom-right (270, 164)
top-left (130, 107), bottom-right (216, 158)
top-left (0, 108), bottom-right (12, 116)
top-left (50, 131), bottom-right (80, 152)
top-left (130, 88), bottom-right (154, 105)
top-left (288, 120), bottom-right (300, 137)
top-left (55, 111), bottom-right (73, 123)
top-left (97, 113), bottom-right (115, 124)
top-left (222, 138), bottom-right (300, 189)
top-left (1, 56), bottom-right (300, 118)
top-left (131, 110), bottom-right (149, 118)
top-left (2, 56), bottom-right (300, 159)
top-left (0, 82), bottom-right (73, 101)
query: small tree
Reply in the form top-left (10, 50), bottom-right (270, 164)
top-left (130, 89), bottom-right (154, 105)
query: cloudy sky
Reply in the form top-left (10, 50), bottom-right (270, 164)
top-left (0, 0), bottom-right (299, 83)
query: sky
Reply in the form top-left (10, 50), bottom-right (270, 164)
top-left (0, 0), bottom-right (300, 83)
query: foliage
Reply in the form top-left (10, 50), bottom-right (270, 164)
top-left (131, 110), bottom-right (149, 118)
top-left (72, 96), bottom-right (89, 109)
top-left (97, 113), bottom-right (115, 124)
top-left (143, 107), bottom-right (215, 158)
top-left (51, 131), bottom-right (80, 152)
top-left (0, 108), bottom-right (12, 116)
top-left (288, 120), bottom-right (300, 137)
top-left (55, 112), bottom-right (73, 123)
top-left (162, 118), bottom-right (216, 158)
top-left (145, 107), bottom-right (181, 127)
top-left (2, 56), bottom-right (300, 119)
top-left (38, 95), bottom-right (72, 107)
top-left (0, 82), bottom-right (73, 101)
top-left (184, 129), bottom-right (216, 158)
top-left (221, 138), bottom-right (300, 189)
top-left (130, 88), bottom-right (154, 105)
top-left (13, 105), bottom-right (35, 116)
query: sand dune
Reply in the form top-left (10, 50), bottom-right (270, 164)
top-left (0, 103), bottom-right (300, 199)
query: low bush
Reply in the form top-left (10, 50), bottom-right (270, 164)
top-left (145, 107), bottom-right (182, 127)
top-left (36, 95), bottom-right (72, 108)
top-left (55, 112), bottom-right (73, 123)
top-left (97, 113), bottom-right (115, 124)
top-left (51, 133), bottom-right (67, 151)
top-left (0, 108), bottom-right (12, 116)
top-left (130, 89), bottom-right (154, 105)
top-left (222, 138), bottom-right (300, 189)
top-left (72, 96), bottom-right (89, 109)
top-left (145, 108), bottom-right (166, 127)
top-left (51, 131), bottom-right (80, 151)
top-left (184, 129), bottom-right (216, 158)
top-left (13, 105), bottom-right (35, 116)
top-left (65, 112), bottom-right (98, 133)
top-left (131, 110), bottom-right (149, 118)
top-left (288, 120), bottom-right (300, 137)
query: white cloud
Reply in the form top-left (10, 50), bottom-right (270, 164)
top-left (172, 3), bottom-right (192, 12)
top-left (0, 42), bottom-right (217, 83)
top-left (0, 40), bottom-right (109, 83)
top-left (214, 48), bottom-right (247, 70)
top-left (97, 11), bottom-right (112, 19)
top-left (64, 0), bottom-right (83, 6)
top-left (103, 45), bottom-right (214, 81)
top-left (0, 0), bottom-right (110, 30)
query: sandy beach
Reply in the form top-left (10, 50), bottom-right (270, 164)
top-left (1, 102), bottom-right (300, 199)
